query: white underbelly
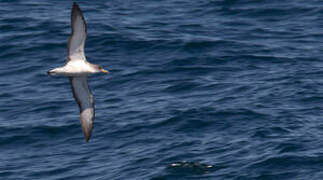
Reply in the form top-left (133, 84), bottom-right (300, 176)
top-left (49, 61), bottom-right (96, 76)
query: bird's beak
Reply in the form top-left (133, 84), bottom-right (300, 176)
top-left (101, 69), bottom-right (109, 74)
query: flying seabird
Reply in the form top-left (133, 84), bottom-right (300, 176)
top-left (48, 2), bottom-right (109, 142)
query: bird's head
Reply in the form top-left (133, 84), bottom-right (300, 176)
top-left (92, 64), bottom-right (109, 74)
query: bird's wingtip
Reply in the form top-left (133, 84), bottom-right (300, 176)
top-left (81, 117), bottom-right (93, 142)
top-left (72, 2), bottom-right (80, 9)
top-left (83, 132), bottom-right (92, 142)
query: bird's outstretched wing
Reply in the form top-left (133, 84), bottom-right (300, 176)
top-left (67, 2), bottom-right (87, 62)
top-left (69, 76), bottom-right (94, 142)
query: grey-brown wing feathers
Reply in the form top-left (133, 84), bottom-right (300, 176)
top-left (69, 76), bottom-right (94, 142)
top-left (67, 2), bottom-right (87, 62)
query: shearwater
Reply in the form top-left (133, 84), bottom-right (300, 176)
top-left (48, 2), bottom-right (109, 142)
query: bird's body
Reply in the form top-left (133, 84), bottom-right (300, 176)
top-left (48, 2), bottom-right (109, 142)
top-left (49, 60), bottom-right (102, 76)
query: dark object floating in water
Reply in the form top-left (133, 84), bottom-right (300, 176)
top-left (167, 161), bottom-right (216, 175)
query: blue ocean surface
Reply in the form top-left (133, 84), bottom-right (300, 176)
top-left (1, 0), bottom-right (323, 179)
